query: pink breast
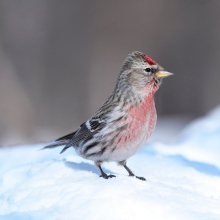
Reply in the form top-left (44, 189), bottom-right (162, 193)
top-left (117, 93), bottom-right (157, 147)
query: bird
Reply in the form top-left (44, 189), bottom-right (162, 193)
top-left (43, 51), bottom-right (173, 180)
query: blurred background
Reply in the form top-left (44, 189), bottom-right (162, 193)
top-left (0, 0), bottom-right (220, 146)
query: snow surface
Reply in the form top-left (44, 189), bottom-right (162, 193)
top-left (1, 106), bottom-right (220, 220)
top-left (154, 105), bottom-right (220, 171)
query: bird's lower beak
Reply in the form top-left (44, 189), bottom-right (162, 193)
top-left (155, 71), bottom-right (174, 79)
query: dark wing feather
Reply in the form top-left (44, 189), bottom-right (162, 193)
top-left (56, 131), bottom-right (77, 141)
top-left (61, 96), bottom-right (118, 152)
top-left (45, 95), bottom-right (118, 153)
top-left (60, 119), bottom-right (106, 153)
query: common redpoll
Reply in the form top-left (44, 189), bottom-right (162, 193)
top-left (44, 51), bottom-right (173, 180)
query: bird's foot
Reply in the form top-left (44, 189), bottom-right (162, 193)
top-left (98, 165), bottom-right (116, 179)
top-left (122, 163), bottom-right (146, 181)
top-left (100, 173), bottom-right (116, 179)
top-left (136, 176), bottom-right (146, 181)
top-left (128, 174), bottom-right (146, 181)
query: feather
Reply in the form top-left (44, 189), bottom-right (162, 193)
top-left (56, 131), bottom-right (77, 141)
top-left (42, 140), bottom-right (68, 150)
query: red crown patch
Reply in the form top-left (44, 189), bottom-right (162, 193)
top-left (144, 55), bottom-right (156, 65)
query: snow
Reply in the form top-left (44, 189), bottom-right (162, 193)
top-left (1, 106), bottom-right (220, 220)
top-left (154, 105), bottom-right (220, 171)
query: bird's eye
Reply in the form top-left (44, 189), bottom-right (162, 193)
top-left (145, 68), bottom-right (151, 72)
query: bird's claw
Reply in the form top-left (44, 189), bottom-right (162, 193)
top-left (128, 173), bottom-right (146, 181)
top-left (136, 176), bottom-right (146, 181)
top-left (100, 174), bottom-right (116, 179)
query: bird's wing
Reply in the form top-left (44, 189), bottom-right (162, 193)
top-left (61, 96), bottom-right (118, 153)
top-left (60, 119), bottom-right (106, 153)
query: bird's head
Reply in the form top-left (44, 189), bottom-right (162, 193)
top-left (116, 51), bottom-right (173, 98)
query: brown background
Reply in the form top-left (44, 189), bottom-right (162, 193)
top-left (0, 0), bottom-right (220, 145)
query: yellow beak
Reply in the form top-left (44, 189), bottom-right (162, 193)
top-left (155, 71), bottom-right (174, 79)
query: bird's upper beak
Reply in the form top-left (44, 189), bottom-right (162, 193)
top-left (155, 67), bottom-right (174, 79)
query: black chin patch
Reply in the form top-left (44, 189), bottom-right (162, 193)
top-left (154, 78), bottom-right (162, 86)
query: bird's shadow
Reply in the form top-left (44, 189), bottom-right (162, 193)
top-left (63, 159), bottom-right (113, 175)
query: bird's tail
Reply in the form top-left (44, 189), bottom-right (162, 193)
top-left (43, 140), bottom-right (68, 149)
top-left (41, 140), bottom-right (69, 151)
top-left (41, 131), bottom-right (77, 153)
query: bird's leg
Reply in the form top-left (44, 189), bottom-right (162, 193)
top-left (96, 162), bottom-right (116, 179)
top-left (123, 164), bottom-right (135, 176)
top-left (118, 160), bottom-right (146, 181)
top-left (98, 165), bottom-right (116, 179)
